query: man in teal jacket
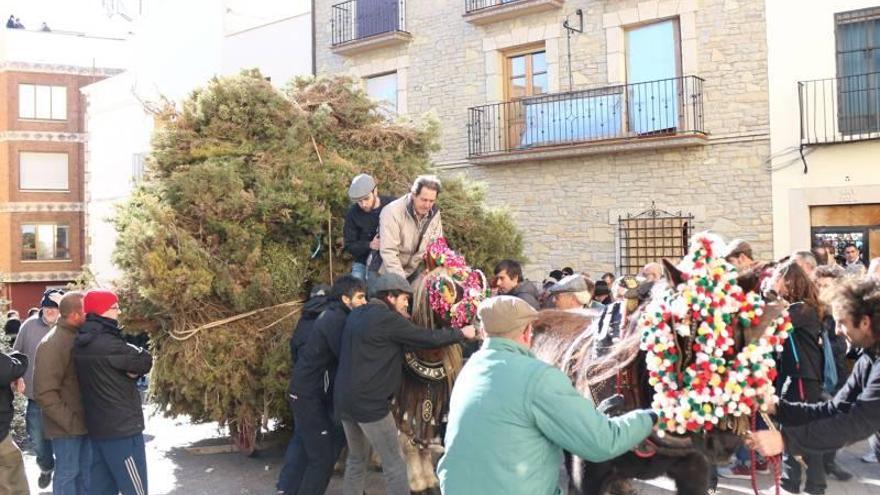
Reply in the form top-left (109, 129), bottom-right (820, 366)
top-left (437, 296), bottom-right (656, 495)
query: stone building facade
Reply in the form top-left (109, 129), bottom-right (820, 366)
top-left (314, 0), bottom-right (772, 278)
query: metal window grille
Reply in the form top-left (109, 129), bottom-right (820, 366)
top-left (618, 203), bottom-right (693, 276)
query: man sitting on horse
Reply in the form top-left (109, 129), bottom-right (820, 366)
top-left (437, 296), bottom-right (657, 495)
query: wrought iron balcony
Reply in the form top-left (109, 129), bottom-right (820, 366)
top-left (464, 0), bottom-right (564, 24)
top-left (799, 72), bottom-right (880, 145)
top-left (467, 75), bottom-right (705, 158)
top-left (331, 0), bottom-right (407, 49)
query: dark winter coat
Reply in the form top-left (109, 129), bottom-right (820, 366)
top-left (34, 319), bottom-right (87, 438)
top-left (505, 281), bottom-right (541, 310)
top-left (291, 301), bottom-right (349, 401)
top-left (778, 347), bottom-right (880, 456)
top-left (334, 299), bottom-right (466, 423)
top-left (0, 351), bottom-right (27, 443)
top-left (290, 296), bottom-right (330, 367)
top-left (777, 302), bottom-right (825, 402)
top-left (73, 314), bottom-right (153, 439)
top-left (343, 195), bottom-right (394, 264)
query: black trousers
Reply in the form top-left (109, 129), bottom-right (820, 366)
top-left (291, 395), bottom-right (346, 495)
top-left (781, 378), bottom-right (826, 494)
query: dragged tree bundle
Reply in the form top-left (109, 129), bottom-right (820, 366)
top-left (112, 71), bottom-right (523, 444)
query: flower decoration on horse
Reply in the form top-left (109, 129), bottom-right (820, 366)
top-left (639, 233), bottom-right (793, 437)
top-left (423, 237), bottom-right (490, 329)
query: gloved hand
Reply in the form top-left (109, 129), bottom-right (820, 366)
top-left (597, 394), bottom-right (625, 416)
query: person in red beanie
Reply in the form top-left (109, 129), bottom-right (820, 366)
top-left (73, 289), bottom-right (152, 495)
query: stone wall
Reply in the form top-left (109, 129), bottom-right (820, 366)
top-left (314, 0), bottom-right (772, 278)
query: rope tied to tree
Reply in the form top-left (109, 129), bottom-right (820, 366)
top-left (168, 300), bottom-right (304, 341)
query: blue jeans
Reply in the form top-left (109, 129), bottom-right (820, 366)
top-left (277, 426), bottom-right (306, 493)
top-left (90, 434), bottom-right (147, 495)
top-left (52, 436), bottom-right (91, 495)
top-left (26, 399), bottom-right (54, 472)
top-left (351, 262), bottom-right (367, 280)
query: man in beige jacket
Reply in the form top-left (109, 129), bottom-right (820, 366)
top-left (34, 291), bottom-right (90, 494)
top-left (378, 175), bottom-right (444, 283)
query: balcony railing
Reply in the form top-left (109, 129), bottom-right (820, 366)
top-left (465, 0), bottom-right (521, 14)
top-left (467, 75), bottom-right (705, 158)
top-left (331, 0), bottom-right (406, 46)
top-left (799, 72), bottom-right (880, 145)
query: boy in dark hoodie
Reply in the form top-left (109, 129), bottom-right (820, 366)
top-left (74, 290), bottom-right (152, 495)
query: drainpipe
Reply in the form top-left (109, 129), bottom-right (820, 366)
top-left (311, 0), bottom-right (317, 76)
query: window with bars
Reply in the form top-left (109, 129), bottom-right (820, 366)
top-left (21, 224), bottom-right (70, 261)
top-left (835, 7), bottom-right (880, 135)
top-left (618, 205), bottom-right (693, 276)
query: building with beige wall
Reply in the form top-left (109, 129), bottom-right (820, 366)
top-left (315, 0), bottom-right (773, 278)
top-left (767, 1), bottom-right (880, 264)
top-left (0, 27), bottom-right (124, 313)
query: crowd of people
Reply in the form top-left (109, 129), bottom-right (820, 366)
top-left (1, 288), bottom-right (152, 494)
top-left (3, 170), bottom-right (878, 495)
top-left (277, 170), bottom-right (880, 495)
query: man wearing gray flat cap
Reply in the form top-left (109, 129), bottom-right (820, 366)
top-left (343, 173), bottom-right (394, 280)
top-left (334, 273), bottom-right (475, 495)
top-left (549, 274), bottom-right (603, 312)
top-left (438, 296), bottom-right (656, 495)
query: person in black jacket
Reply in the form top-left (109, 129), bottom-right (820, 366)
top-left (0, 349), bottom-right (29, 492)
top-left (276, 284), bottom-right (331, 494)
top-left (278, 275), bottom-right (367, 495)
top-left (769, 261), bottom-right (827, 494)
top-left (73, 290), bottom-right (152, 495)
top-left (493, 259), bottom-right (540, 310)
top-left (334, 273), bottom-right (476, 495)
top-left (748, 277), bottom-right (880, 483)
top-left (343, 173), bottom-right (394, 280)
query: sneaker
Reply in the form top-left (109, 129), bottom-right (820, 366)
top-left (862, 451), bottom-right (878, 463)
top-left (718, 463), bottom-right (753, 480)
top-left (38, 471), bottom-right (52, 489)
top-left (825, 461), bottom-right (853, 481)
top-left (761, 486), bottom-right (799, 495)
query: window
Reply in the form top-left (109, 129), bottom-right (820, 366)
top-left (626, 20), bottom-right (682, 134)
top-left (132, 153), bottom-right (147, 185)
top-left (19, 152), bottom-right (69, 191)
top-left (835, 8), bottom-right (880, 134)
top-left (365, 72), bottom-right (398, 114)
top-left (506, 49), bottom-right (547, 100)
top-left (504, 48), bottom-right (547, 148)
top-left (21, 224), bottom-right (70, 261)
top-left (18, 84), bottom-right (67, 120)
top-left (618, 205), bottom-right (693, 276)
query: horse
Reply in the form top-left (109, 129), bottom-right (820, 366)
top-left (531, 260), bottom-right (786, 495)
top-left (391, 239), bottom-right (489, 494)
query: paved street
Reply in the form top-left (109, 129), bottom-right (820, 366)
top-left (18, 407), bottom-right (880, 494)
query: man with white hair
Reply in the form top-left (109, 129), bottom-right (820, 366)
top-left (639, 262), bottom-right (664, 282)
top-left (548, 275), bottom-right (602, 312)
top-left (792, 250), bottom-right (818, 278)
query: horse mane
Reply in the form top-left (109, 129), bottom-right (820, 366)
top-left (580, 306), bottom-right (644, 390)
top-left (531, 310), bottom-right (595, 370)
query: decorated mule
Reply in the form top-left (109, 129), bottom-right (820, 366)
top-left (392, 237), bottom-right (490, 493)
top-left (532, 233), bottom-right (793, 495)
